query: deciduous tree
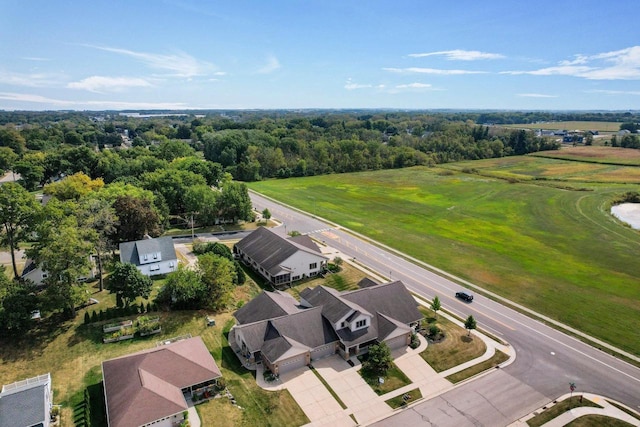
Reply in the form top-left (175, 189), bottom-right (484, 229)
top-left (363, 342), bottom-right (392, 376)
top-left (430, 296), bottom-right (441, 319)
top-left (464, 315), bottom-right (477, 337)
top-left (113, 195), bottom-right (161, 242)
top-left (78, 198), bottom-right (118, 291)
top-left (197, 253), bottom-right (236, 311)
top-left (0, 182), bottom-right (40, 278)
top-left (108, 263), bottom-right (153, 307)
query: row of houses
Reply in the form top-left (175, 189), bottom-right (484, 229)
top-left (4, 226), bottom-right (423, 427)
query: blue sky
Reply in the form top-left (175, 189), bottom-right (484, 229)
top-left (1, 0), bottom-right (639, 111)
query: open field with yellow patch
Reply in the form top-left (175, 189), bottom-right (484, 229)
top-left (531, 146), bottom-right (640, 167)
top-left (501, 121), bottom-right (622, 132)
top-left (249, 158), bottom-right (640, 356)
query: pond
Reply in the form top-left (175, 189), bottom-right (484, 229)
top-left (611, 203), bottom-right (640, 230)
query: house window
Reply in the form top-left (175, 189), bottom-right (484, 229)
top-left (143, 254), bottom-right (148, 261)
top-left (356, 319), bottom-right (366, 328)
top-left (169, 262), bottom-right (175, 268)
top-left (42, 273), bottom-right (48, 278)
top-left (153, 253), bottom-right (158, 259)
top-left (309, 262), bottom-right (317, 269)
top-left (340, 321), bottom-right (347, 329)
top-left (150, 264), bottom-right (160, 271)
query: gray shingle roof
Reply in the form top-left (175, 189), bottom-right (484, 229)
top-left (235, 227), bottom-right (326, 276)
top-left (0, 382), bottom-right (47, 427)
top-left (234, 290), bottom-right (303, 325)
top-left (343, 280), bottom-right (422, 325)
top-left (119, 236), bottom-right (177, 266)
top-left (235, 307), bottom-right (338, 360)
top-left (300, 286), bottom-right (370, 324)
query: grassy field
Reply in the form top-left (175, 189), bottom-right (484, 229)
top-left (501, 121), bottom-right (622, 132)
top-left (249, 160), bottom-right (640, 356)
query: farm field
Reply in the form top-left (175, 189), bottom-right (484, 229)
top-left (249, 158), bottom-right (640, 356)
top-left (500, 121), bottom-right (622, 132)
top-left (530, 146), bottom-right (640, 167)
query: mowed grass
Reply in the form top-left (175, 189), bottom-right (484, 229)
top-left (501, 121), bottom-right (622, 132)
top-left (526, 396), bottom-right (602, 427)
top-left (0, 278), bottom-right (308, 427)
top-left (249, 162), bottom-right (640, 356)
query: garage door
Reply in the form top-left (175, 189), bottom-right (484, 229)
top-left (278, 353), bottom-right (308, 373)
top-left (385, 334), bottom-right (408, 351)
top-left (311, 343), bottom-right (335, 360)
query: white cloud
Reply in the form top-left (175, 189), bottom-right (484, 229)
top-left (408, 49), bottom-right (504, 61)
top-left (257, 55), bottom-right (281, 74)
top-left (21, 57), bottom-right (51, 62)
top-left (0, 70), bottom-right (62, 87)
top-left (0, 92), bottom-right (192, 109)
top-left (384, 67), bottom-right (487, 75)
top-left (517, 93), bottom-right (558, 98)
top-left (344, 78), bottom-right (372, 90)
top-left (85, 45), bottom-right (220, 77)
top-left (586, 89), bottom-right (640, 96)
top-left (503, 46), bottom-right (640, 80)
top-left (395, 83), bottom-right (432, 89)
top-left (67, 76), bottom-right (152, 92)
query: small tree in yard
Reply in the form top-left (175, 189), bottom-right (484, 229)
top-left (430, 295), bottom-right (441, 319)
top-left (108, 262), bottom-right (153, 307)
top-left (363, 342), bottom-right (392, 377)
top-left (261, 208), bottom-right (271, 220)
top-left (464, 315), bottom-right (477, 337)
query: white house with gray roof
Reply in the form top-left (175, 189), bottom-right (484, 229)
top-left (0, 373), bottom-right (52, 427)
top-left (234, 227), bottom-right (328, 287)
top-left (230, 280), bottom-right (422, 375)
top-left (119, 236), bottom-right (177, 277)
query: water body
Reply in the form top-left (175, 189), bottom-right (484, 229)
top-left (611, 203), bottom-right (640, 230)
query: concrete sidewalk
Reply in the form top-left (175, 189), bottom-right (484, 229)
top-left (511, 393), bottom-right (640, 427)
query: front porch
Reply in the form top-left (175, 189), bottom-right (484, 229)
top-left (228, 327), bottom-right (259, 370)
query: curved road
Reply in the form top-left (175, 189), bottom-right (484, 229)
top-left (250, 192), bottom-right (640, 426)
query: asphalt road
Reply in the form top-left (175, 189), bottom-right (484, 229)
top-left (249, 191), bottom-right (640, 426)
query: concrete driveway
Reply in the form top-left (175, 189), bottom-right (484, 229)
top-left (277, 366), bottom-right (355, 426)
top-left (312, 356), bottom-right (393, 425)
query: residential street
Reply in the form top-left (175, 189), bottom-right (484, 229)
top-left (249, 191), bottom-right (640, 426)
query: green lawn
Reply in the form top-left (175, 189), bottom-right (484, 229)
top-left (565, 415), bottom-right (636, 427)
top-left (445, 350), bottom-right (510, 383)
top-left (249, 161), bottom-right (640, 356)
top-left (419, 311), bottom-right (486, 372)
top-left (527, 396), bottom-right (602, 427)
top-left (359, 361), bottom-right (412, 395)
top-left (385, 388), bottom-right (422, 409)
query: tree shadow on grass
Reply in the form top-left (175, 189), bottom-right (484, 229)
top-left (460, 335), bottom-right (473, 343)
top-left (0, 312), bottom-right (72, 362)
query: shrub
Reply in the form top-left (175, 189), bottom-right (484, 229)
top-left (84, 312), bottom-right (90, 325)
top-left (91, 310), bottom-right (98, 323)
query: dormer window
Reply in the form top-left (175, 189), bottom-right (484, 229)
top-left (143, 254), bottom-right (148, 261)
top-left (340, 321), bottom-right (347, 329)
top-left (356, 319), bottom-right (366, 328)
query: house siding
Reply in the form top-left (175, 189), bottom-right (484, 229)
top-left (136, 259), bottom-right (177, 277)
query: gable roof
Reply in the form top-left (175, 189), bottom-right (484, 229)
top-left (235, 307), bottom-right (338, 361)
top-left (0, 373), bottom-right (50, 427)
top-left (102, 336), bottom-right (221, 427)
top-left (235, 227), bottom-right (326, 276)
top-left (119, 236), bottom-right (177, 266)
top-left (234, 290), bottom-right (304, 325)
top-left (299, 286), bottom-right (371, 324)
top-left (343, 280), bottom-right (423, 325)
